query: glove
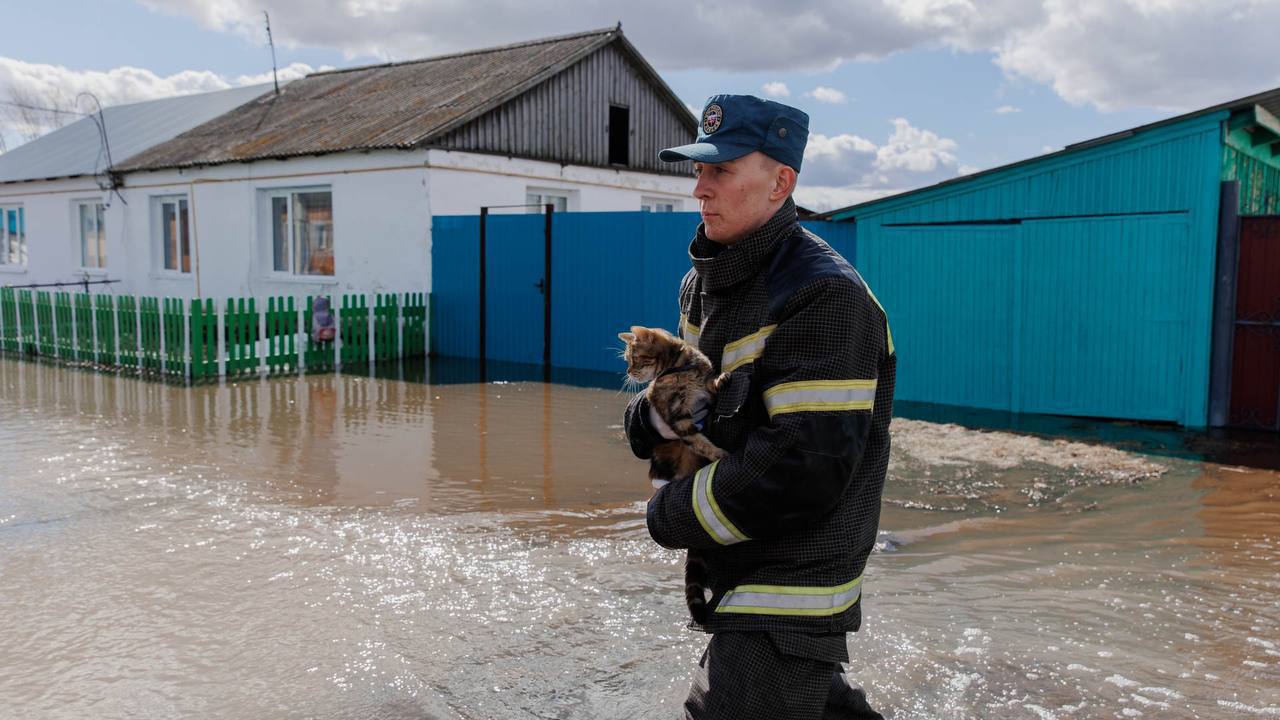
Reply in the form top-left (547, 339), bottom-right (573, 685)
top-left (647, 395), bottom-right (711, 440)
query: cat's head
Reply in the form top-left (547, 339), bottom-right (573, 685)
top-left (617, 325), bottom-right (685, 383)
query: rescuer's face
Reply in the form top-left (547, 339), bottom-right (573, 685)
top-left (692, 152), bottom-right (795, 245)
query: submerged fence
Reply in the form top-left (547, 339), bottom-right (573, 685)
top-left (0, 288), bottom-right (427, 381)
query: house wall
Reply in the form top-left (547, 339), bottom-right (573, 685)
top-left (1222, 123), bottom-right (1280, 214)
top-left (434, 41), bottom-right (695, 176)
top-left (0, 148), bottom-right (693, 302)
top-left (0, 176), bottom-right (122, 293)
top-left (425, 149), bottom-right (693, 215)
top-left (839, 113), bottom-right (1228, 427)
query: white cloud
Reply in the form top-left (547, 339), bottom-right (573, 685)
top-left (995, 105), bottom-right (1021, 114)
top-left (991, 0), bottom-right (1280, 112)
top-left (232, 62), bottom-right (324, 87)
top-left (875, 118), bottom-right (958, 176)
top-left (794, 186), bottom-right (899, 213)
top-left (797, 118), bottom-right (964, 212)
top-left (0, 56), bottom-right (323, 146)
top-left (136, 0), bottom-right (1280, 112)
top-left (761, 81), bottom-right (790, 98)
top-left (805, 86), bottom-right (848, 104)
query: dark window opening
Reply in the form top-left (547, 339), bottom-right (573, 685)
top-left (609, 105), bottom-right (630, 166)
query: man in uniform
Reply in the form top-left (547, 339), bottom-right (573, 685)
top-left (624, 95), bottom-right (896, 719)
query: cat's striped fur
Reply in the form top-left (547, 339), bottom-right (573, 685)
top-left (619, 325), bottom-right (728, 624)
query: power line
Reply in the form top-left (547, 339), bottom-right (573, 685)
top-left (0, 99), bottom-right (88, 117)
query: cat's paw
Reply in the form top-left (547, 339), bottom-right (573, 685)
top-left (709, 372), bottom-right (731, 393)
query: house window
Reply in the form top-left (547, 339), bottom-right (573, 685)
top-left (525, 190), bottom-right (570, 214)
top-left (153, 195), bottom-right (191, 273)
top-left (0, 206), bottom-right (25, 266)
top-left (641, 197), bottom-right (680, 212)
top-left (76, 200), bottom-right (106, 269)
top-left (265, 188), bottom-right (334, 276)
top-left (609, 105), bottom-right (630, 166)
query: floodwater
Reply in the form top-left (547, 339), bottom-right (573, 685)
top-left (0, 357), bottom-right (1277, 719)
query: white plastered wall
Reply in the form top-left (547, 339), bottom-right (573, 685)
top-left (0, 147), bottom-right (694, 300)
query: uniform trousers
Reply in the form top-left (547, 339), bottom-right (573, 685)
top-left (683, 631), bottom-right (885, 720)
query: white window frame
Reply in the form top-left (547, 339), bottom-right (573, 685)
top-left (151, 194), bottom-right (193, 276)
top-left (640, 196), bottom-right (681, 213)
top-left (0, 204), bottom-right (26, 270)
top-left (259, 186), bottom-right (335, 279)
top-left (73, 198), bottom-right (107, 272)
top-left (525, 187), bottom-right (575, 214)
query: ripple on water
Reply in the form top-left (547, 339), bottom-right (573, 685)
top-left (1, 359), bottom-right (1278, 718)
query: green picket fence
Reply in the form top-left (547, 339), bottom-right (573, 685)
top-left (35, 292), bottom-right (54, 356)
top-left (0, 288), bottom-right (17, 353)
top-left (404, 292), bottom-right (426, 358)
top-left (190, 298), bottom-right (217, 380)
top-left (96, 295), bottom-right (116, 366)
top-left (74, 294), bottom-right (94, 362)
top-left (339, 295), bottom-right (368, 366)
top-left (55, 292), bottom-right (75, 361)
top-left (303, 294), bottom-right (336, 372)
top-left (0, 289), bottom-right (429, 381)
top-left (16, 290), bottom-right (35, 352)
top-left (265, 296), bottom-right (297, 373)
top-left (118, 295), bottom-right (139, 367)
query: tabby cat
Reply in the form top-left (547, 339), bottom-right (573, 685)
top-left (619, 325), bottom-right (728, 624)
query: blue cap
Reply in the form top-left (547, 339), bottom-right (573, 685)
top-left (660, 94), bottom-right (810, 172)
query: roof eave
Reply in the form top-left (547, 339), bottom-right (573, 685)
top-left (824, 87), bottom-right (1280, 221)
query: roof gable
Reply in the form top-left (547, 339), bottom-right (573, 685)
top-left (116, 27), bottom-right (692, 172)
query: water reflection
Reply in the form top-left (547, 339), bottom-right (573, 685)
top-left (0, 358), bottom-right (644, 512)
top-left (1, 357), bottom-right (1278, 719)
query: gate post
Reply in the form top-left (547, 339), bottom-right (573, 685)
top-left (1209, 181), bottom-right (1240, 427)
top-left (543, 202), bottom-right (553, 380)
top-left (479, 206), bottom-right (488, 379)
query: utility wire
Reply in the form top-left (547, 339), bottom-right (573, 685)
top-left (0, 98), bottom-right (89, 116)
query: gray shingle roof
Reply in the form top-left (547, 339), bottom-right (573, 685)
top-left (116, 26), bottom-right (690, 172)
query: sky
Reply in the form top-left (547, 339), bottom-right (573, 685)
top-left (3, 0), bottom-right (1279, 212)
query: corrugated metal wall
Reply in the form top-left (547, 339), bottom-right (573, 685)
top-left (1223, 143), bottom-right (1280, 214)
top-left (430, 212), bottom-right (856, 373)
top-left (849, 114), bottom-right (1227, 426)
top-left (435, 43), bottom-right (694, 175)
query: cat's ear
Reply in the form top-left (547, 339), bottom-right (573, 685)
top-left (630, 325), bottom-right (649, 338)
top-left (617, 332), bottom-right (636, 344)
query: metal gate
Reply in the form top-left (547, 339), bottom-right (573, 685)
top-left (430, 211), bottom-right (856, 375)
top-left (1229, 216), bottom-right (1280, 429)
top-left (431, 206), bottom-right (553, 378)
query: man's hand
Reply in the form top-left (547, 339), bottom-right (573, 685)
top-left (647, 397), bottom-right (711, 440)
top-left (650, 477), bottom-right (670, 501)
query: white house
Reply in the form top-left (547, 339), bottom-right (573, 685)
top-left (0, 26), bottom-right (695, 301)
top-left (0, 83), bottom-right (271, 293)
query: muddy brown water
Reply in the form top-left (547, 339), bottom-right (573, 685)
top-left (1, 358), bottom-right (1277, 719)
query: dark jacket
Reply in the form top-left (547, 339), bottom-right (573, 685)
top-left (625, 198), bottom-right (896, 634)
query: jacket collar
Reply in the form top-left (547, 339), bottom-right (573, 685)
top-left (690, 197), bottom-right (798, 293)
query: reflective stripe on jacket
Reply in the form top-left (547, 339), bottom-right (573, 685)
top-left (636, 198), bottom-right (897, 634)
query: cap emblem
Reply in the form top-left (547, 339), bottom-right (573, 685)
top-left (702, 103), bottom-right (723, 134)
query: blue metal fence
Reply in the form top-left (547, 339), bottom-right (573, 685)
top-left (431, 211), bottom-right (855, 373)
top-left (845, 115), bottom-right (1225, 426)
